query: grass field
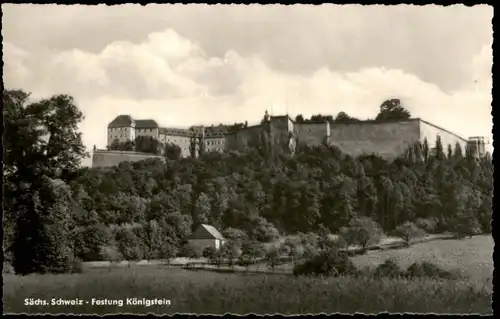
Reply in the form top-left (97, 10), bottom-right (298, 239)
top-left (3, 235), bottom-right (493, 314)
top-left (352, 235), bottom-right (494, 282)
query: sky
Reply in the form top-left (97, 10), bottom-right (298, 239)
top-left (2, 4), bottom-right (493, 166)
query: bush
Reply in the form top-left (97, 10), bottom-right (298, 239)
top-left (374, 258), bottom-right (403, 278)
top-left (405, 261), bottom-right (461, 280)
top-left (293, 248), bottom-right (356, 277)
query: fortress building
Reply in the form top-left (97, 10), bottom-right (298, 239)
top-left (92, 112), bottom-right (487, 168)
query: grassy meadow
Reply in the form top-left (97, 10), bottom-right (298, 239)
top-left (3, 235), bottom-right (493, 314)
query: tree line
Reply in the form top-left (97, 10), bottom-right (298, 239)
top-left (3, 89), bottom-right (492, 275)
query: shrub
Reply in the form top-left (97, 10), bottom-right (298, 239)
top-left (293, 247), bottom-right (356, 277)
top-left (405, 261), bottom-right (461, 280)
top-left (374, 258), bottom-right (403, 278)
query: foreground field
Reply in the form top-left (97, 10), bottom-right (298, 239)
top-left (3, 235), bottom-right (493, 314)
top-left (3, 267), bottom-right (492, 314)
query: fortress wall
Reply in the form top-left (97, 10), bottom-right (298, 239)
top-left (164, 135), bottom-right (191, 158)
top-left (92, 150), bottom-right (165, 168)
top-left (225, 125), bottom-right (264, 152)
top-left (269, 117), bottom-right (293, 149)
top-left (295, 122), bottom-right (329, 146)
top-left (108, 126), bottom-right (134, 145)
top-left (328, 120), bottom-right (421, 159)
top-left (419, 119), bottom-right (468, 152)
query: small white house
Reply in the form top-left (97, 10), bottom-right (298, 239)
top-left (187, 224), bottom-right (226, 251)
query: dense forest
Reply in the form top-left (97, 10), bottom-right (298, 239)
top-left (3, 89), bottom-right (493, 275)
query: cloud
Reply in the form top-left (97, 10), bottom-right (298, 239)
top-left (3, 18), bottom-right (492, 166)
top-left (3, 4), bottom-right (493, 91)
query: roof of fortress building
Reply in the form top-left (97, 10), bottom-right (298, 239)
top-left (108, 115), bottom-right (134, 128)
top-left (135, 119), bottom-right (159, 128)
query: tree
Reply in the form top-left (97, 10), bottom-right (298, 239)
top-left (203, 246), bottom-right (219, 265)
top-left (141, 220), bottom-right (164, 261)
top-left (108, 139), bottom-right (135, 151)
top-left (135, 136), bottom-right (161, 154)
top-left (189, 134), bottom-right (198, 158)
top-left (74, 222), bottom-right (111, 261)
top-left (447, 144), bottom-right (453, 159)
top-left (198, 136), bottom-right (206, 157)
top-left (164, 142), bottom-right (182, 160)
top-left (453, 142), bottom-right (464, 159)
top-left (293, 246), bottom-right (355, 277)
top-left (100, 242), bottom-right (123, 272)
top-left (248, 217), bottom-right (280, 242)
top-left (283, 238), bottom-right (304, 266)
top-left (338, 226), bottom-right (355, 251)
top-left (295, 114), bottom-right (305, 123)
top-left (115, 226), bottom-right (143, 268)
top-left (414, 218), bottom-right (438, 234)
top-left (179, 243), bottom-right (202, 263)
top-left (265, 247), bottom-right (280, 272)
top-left (317, 224), bottom-right (334, 251)
top-left (240, 241), bottom-right (266, 270)
top-left (4, 90), bottom-right (88, 275)
top-left (221, 240), bottom-right (242, 268)
top-left (344, 217), bottom-right (383, 253)
top-left (310, 114), bottom-right (334, 123)
top-left (375, 98), bottom-right (411, 121)
top-left (11, 177), bottom-right (76, 275)
top-left (158, 240), bottom-right (177, 266)
top-left (222, 228), bottom-right (249, 245)
top-left (393, 222), bottom-right (426, 247)
top-left (193, 192), bottom-right (211, 226)
top-left (335, 112), bottom-right (360, 124)
top-left (261, 110), bottom-right (270, 124)
top-left (434, 135), bottom-right (446, 161)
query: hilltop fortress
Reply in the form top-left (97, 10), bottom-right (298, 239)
top-left (92, 112), bottom-right (487, 168)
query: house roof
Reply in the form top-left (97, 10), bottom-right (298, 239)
top-left (135, 119), bottom-right (159, 128)
top-left (189, 224), bottom-right (225, 240)
top-left (108, 115), bottom-right (134, 128)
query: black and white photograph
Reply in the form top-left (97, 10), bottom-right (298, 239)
top-left (2, 3), bottom-right (493, 315)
